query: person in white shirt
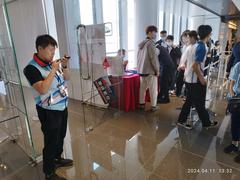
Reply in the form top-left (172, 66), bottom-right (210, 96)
top-left (177, 27), bottom-right (218, 130)
top-left (117, 49), bottom-right (128, 71)
top-left (176, 30), bottom-right (190, 97)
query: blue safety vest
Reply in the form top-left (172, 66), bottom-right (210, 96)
top-left (27, 57), bottom-right (68, 111)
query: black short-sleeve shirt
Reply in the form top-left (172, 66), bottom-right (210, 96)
top-left (23, 65), bottom-right (44, 86)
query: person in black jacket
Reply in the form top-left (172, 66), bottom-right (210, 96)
top-left (166, 35), bottom-right (182, 95)
top-left (156, 44), bottom-right (174, 103)
top-left (156, 30), bottom-right (168, 48)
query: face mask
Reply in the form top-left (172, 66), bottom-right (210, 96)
top-left (152, 33), bottom-right (157, 40)
top-left (161, 36), bottom-right (166, 41)
top-left (166, 41), bottom-right (173, 47)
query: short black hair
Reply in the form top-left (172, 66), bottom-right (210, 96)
top-left (145, 25), bottom-right (158, 35)
top-left (160, 30), bottom-right (167, 34)
top-left (118, 49), bottom-right (126, 54)
top-left (189, 30), bottom-right (198, 41)
top-left (166, 35), bottom-right (174, 41)
top-left (197, 25), bottom-right (212, 40)
top-left (35, 34), bottom-right (58, 52)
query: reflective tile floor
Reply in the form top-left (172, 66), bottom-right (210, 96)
top-left (1, 86), bottom-right (240, 180)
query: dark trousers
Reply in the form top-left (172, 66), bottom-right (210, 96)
top-left (176, 69), bottom-right (185, 96)
top-left (231, 112), bottom-right (240, 141)
top-left (178, 82), bottom-right (211, 126)
top-left (158, 72), bottom-right (170, 102)
top-left (36, 105), bottom-right (68, 175)
top-left (170, 69), bottom-right (177, 91)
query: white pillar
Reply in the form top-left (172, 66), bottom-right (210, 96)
top-left (133, 0), bottom-right (159, 68)
top-left (218, 22), bottom-right (229, 53)
top-left (119, 0), bottom-right (128, 50)
top-left (134, 0), bottom-right (159, 46)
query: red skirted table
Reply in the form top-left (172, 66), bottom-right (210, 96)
top-left (122, 74), bottom-right (140, 112)
top-left (109, 74), bottom-right (153, 112)
top-left (109, 74), bottom-right (140, 112)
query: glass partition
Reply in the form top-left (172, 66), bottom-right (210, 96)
top-left (0, 0), bottom-right (36, 162)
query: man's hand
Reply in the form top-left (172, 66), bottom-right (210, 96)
top-left (52, 60), bottom-right (61, 71)
top-left (230, 91), bottom-right (235, 97)
top-left (177, 65), bottom-right (185, 71)
top-left (226, 72), bottom-right (229, 79)
top-left (155, 72), bottom-right (160, 77)
top-left (61, 55), bottom-right (70, 80)
top-left (199, 77), bottom-right (207, 86)
top-left (61, 55), bottom-right (69, 68)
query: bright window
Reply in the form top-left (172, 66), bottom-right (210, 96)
top-left (174, 15), bottom-right (181, 44)
top-left (127, 0), bottom-right (135, 68)
top-left (79, 0), bottom-right (93, 25)
top-left (165, 13), bottom-right (170, 34)
top-left (169, 13), bottom-right (173, 35)
top-left (158, 11), bottom-right (164, 31)
top-left (127, 0), bottom-right (135, 50)
top-left (181, 17), bottom-right (187, 34)
top-left (102, 0), bottom-right (120, 54)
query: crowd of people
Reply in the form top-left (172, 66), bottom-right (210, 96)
top-left (136, 24), bottom-right (222, 125)
top-left (137, 24), bottom-right (240, 164)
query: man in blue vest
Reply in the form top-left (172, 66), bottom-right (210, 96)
top-left (24, 35), bottom-right (72, 180)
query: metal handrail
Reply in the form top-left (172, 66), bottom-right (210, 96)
top-left (76, 24), bottom-right (91, 80)
top-left (0, 115), bottom-right (19, 124)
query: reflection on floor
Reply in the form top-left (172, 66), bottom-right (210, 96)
top-left (1, 85), bottom-right (240, 180)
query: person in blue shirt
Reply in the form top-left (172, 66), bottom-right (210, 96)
top-left (224, 62), bottom-right (240, 163)
top-left (177, 25), bottom-right (218, 129)
top-left (226, 34), bottom-right (240, 77)
top-left (233, 41), bottom-right (240, 65)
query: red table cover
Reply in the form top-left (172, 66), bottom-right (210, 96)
top-left (109, 74), bottom-right (153, 112)
top-left (122, 74), bottom-right (140, 112)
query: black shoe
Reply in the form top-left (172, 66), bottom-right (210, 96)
top-left (234, 154), bottom-right (240, 163)
top-left (224, 144), bottom-right (239, 154)
top-left (203, 121), bottom-right (218, 129)
top-left (45, 173), bottom-right (66, 180)
top-left (151, 106), bottom-right (158, 112)
top-left (139, 104), bottom-right (145, 110)
top-left (55, 158), bottom-right (73, 169)
top-left (177, 122), bottom-right (193, 130)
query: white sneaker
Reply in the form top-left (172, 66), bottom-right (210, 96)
top-left (177, 122), bottom-right (193, 130)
